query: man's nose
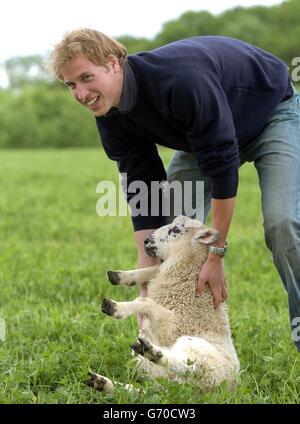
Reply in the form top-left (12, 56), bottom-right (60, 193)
top-left (74, 85), bottom-right (88, 102)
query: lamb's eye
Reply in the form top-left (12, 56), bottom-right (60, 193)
top-left (168, 225), bottom-right (181, 236)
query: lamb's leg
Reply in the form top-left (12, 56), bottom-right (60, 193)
top-left (131, 338), bottom-right (195, 374)
top-left (134, 355), bottom-right (169, 379)
top-left (101, 297), bottom-right (176, 345)
top-left (101, 296), bottom-right (172, 322)
top-left (132, 336), bottom-right (232, 388)
top-left (107, 265), bottom-right (159, 287)
top-left (84, 372), bottom-right (115, 394)
top-left (84, 372), bottom-right (138, 394)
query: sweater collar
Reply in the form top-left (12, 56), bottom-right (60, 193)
top-left (106, 61), bottom-right (137, 116)
top-left (119, 61), bottom-right (137, 113)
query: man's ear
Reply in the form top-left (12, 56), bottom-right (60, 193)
top-left (107, 55), bottom-right (121, 72)
top-left (192, 228), bottom-right (219, 245)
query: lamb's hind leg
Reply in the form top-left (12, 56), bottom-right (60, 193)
top-left (84, 372), bottom-right (115, 394)
top-left (84, 372), bottom-right (138, 394)
top-left (132, 336), bottom-right (233, 389)
top-left (131, 338), bottom-right (195, 375)
top-left (107, 265), bottom-right (159, 287)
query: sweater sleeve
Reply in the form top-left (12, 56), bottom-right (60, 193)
top-left (96, 114), bottom-right (167, 231)
top-left (169, 67), bottom-right (240, 199)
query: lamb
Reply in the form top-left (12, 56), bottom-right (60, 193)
top-left (86, 215), bottom-right (240, 394)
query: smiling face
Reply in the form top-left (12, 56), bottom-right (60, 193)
top-left (61, 54), bottom-right (124, 117)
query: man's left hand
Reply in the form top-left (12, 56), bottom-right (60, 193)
top-left (196, 255), bottom-right (228, 308)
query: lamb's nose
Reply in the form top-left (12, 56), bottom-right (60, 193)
top-left (144, 238), bottom-right (150, 245)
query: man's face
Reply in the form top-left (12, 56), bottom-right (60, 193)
top-left (61, 54), bottom-right (123, 117)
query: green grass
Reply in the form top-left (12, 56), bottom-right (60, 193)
top-left (0, 148), bottom-right (299, 404)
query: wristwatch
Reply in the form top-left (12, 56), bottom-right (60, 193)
top-left (208, 241), bottom-right (228, 257)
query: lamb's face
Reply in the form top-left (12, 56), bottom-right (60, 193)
top-left (144, 215), bottom-right (219, 260)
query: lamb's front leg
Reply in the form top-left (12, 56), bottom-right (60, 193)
top-left (101, 297), bottom-right (176, 345)
top-left (101, 296), bottom-right (170, 321)
top-left (107, 265), bottom-right (159, 287)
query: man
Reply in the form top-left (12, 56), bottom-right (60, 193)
top-left (49, 28), bottom-right (300, 351)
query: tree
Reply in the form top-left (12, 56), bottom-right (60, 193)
top-left (0, 85), bottom-right (98, 148)
top-left (5, 55), bottom-right (51, 89)
top-left (155, 11), bottom-right (218, 46)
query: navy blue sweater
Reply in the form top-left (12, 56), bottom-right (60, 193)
top-left (96, 36), bottom-right (292, 231)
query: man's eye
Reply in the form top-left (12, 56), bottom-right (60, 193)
top-left (82, 75), bottom-right (92, 81)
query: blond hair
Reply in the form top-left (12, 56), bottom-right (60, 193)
top-left (48, 28), bottom-right (127, 81)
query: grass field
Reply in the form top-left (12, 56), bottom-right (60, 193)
top-left (0, 148), bottom-right (299, 404)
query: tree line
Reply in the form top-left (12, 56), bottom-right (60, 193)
top-left (1, 0), bottom-right (299, 148)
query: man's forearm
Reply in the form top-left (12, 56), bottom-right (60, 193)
top-left (210, 197), bottom-right (236, 249)
top-left (197, 197), bottom-right (235, 305)
top-left (134, 229), bottom-right (161, 268)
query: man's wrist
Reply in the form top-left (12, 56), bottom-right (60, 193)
top-left (207, 241), bottom-right (228, 258)
top-left (207, 252), bottom-right (223, 262)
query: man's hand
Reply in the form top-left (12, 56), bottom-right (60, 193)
top-left (196, 255), bottom-right (228, 308)
top-left (197, 196), bottom-right (235, 307)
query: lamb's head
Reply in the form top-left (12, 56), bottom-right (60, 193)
top-left (144, 215), bottom-right (219, 260)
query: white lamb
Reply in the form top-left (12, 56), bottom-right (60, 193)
top-left (86, 215), bottom-right (240, 394)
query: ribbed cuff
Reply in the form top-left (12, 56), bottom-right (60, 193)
top-left (211, 168), bottom-right (239, 199)
top-left (132, 215), bottom-right (167, 232)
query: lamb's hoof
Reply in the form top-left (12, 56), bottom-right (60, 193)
top-left (131, 338), bottom-right (163, 363)
top-left (130, 337), bottom-right (152, 355)
top-left (107, 271), bottom-right (120, 285)
top-left (101, 298), bottom-right (117, 316)
top-left (84, 372), bottom-right (107, 391)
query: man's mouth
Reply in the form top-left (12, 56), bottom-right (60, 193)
top-left (85, 96), bottom-right (100, 108)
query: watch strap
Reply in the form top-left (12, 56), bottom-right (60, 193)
top-left (207, 241), bottom-right (228, 257)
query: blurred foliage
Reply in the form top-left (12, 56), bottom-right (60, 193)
top-left (0, 84), bottom-right (98, 148)
top-left (118, 0), bottom-right (300, 66)
top-left (1, 0), bottom-right (299, 148)
top-left (5, 55), bottom-right (50, 89)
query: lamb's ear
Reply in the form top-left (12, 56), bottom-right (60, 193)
top-left (173, 215), bottom-right (188, 224)
top-left (192, 228), bottom-right (219, 245)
